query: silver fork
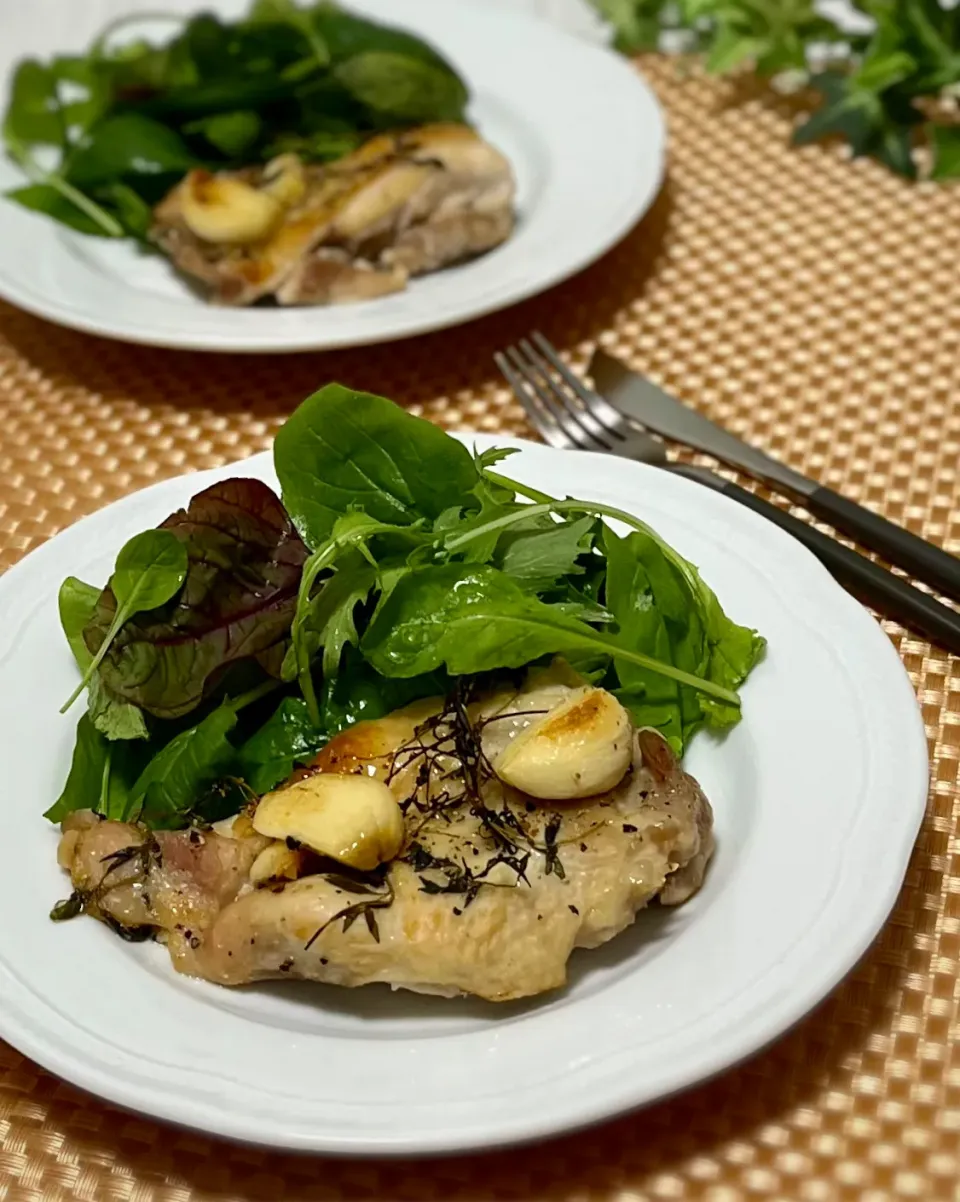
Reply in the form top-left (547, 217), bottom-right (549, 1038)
top-left (494, 332), bottom-right (960, 656)
top-left (494, 331), bottom-right (669, 465)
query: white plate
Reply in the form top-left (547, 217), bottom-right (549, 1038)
top-left (0, 437), bottom-right (927, 1154)
top-left (0, 0), bottom-right (664, 352)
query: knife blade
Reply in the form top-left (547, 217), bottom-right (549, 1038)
top-left (591, 348), bottom-right (960, 603)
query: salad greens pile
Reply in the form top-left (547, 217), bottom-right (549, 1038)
top-left (593, 0), bottom-right (960, 181)
top-left (3, 0), bottom-right (468, 239)
top-left (48, 385), bottom-right (764, 831)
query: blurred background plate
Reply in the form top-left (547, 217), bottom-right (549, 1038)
top-left (0, 0), bottom-right (665, 353)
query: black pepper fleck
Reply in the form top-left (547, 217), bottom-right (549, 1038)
top-left (622, 824), bottom-right (637, 833)
top-left (579, 842), bottom-right (587, 852)
top-left (525, 801), bottom-right (536, 813)
top-left (320, 958), bottom-right (328, 966)
top-left (279, 958), bottom-right (294, 973)
top-left (452, 907), bottom-right (462, 917)
top-left (188, 830), bottom-right (202, 845)
top-left (285, 836), bottom-right (301, 850)
top-left (568, 905), bottom-right (579, 916)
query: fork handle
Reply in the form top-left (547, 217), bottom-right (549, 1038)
top-left (672, 468), bottom-right (960, 655)
top-left (805, 485), bottom-right (960, 603)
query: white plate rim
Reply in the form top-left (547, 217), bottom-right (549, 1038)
top-left (0, 0), bottom-right (666, 352)
top-left (0, 436), bottom-right (928, 1154)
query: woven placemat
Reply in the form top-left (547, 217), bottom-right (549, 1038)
top-left (1, 55), bottom-right (958, 1202)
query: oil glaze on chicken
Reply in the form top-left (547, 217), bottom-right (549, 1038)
top-left (151, 123), bottom-right (515, 306)
top-left (56, 663), bottom-right (714, 1002)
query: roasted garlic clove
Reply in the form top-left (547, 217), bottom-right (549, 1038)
top-left (180, 170), bottom-right (283, 244)
top-left (261, 153), bottom-right (307, 208)
top-left (493, 687), bottom-right (632, 800)
top-left (253, 773), bottom-right (404, 871)
top-left (249, 841), bottom-right (302, 885)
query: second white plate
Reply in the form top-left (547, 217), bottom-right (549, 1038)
top-left (0, 0), bottom-right (665, 352)
top-left (0, 436), bottom-right (927, 1154)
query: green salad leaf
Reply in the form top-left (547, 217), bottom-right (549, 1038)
top-left (591, 0), bottom-right (960, 181)
top-left (61, 529), bottom-right (188, 713)
top-left (3, 0), bottom-right (470, 238)
top-left (51, 382), bottom-right (764, 831)
top-left (275, 384), bottom-right (478, 547)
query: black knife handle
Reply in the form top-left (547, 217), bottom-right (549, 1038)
top-left (691, 474), bottom-right (960, 655)
top-left (806, 485), bottom-right (960, 603)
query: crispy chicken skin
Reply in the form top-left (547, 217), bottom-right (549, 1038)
top-left (151, 123), bottom-right (515, 306)
top-left (57, 671), bottom-right (714, 1002)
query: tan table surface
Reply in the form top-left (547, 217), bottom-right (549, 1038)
top-left (0, 56), bottom-right (958, 1202)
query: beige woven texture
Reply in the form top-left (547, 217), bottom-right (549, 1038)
top-left (0, 57), bottom-right (958, 1202)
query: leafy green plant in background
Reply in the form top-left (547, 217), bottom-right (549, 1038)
top-left (2, 1), bottom-right (469, 238)
top-left (592, 0), bottom-right (960, 179)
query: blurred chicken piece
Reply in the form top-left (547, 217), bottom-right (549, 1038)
top-left (151, 124), bottom-right (515, 306)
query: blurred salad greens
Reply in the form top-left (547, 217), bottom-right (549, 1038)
top-left (592, 0), bottom-right (960, 180)
top-left (48, 384), bottom-right (764, 832)
top-left (2, 0), bottom-right (469, 239)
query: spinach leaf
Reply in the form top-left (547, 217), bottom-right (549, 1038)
top-left (335, 53), bottom-right (467, 122)
top-left (59, 577), bottom-right (100, 669)
top-left (4, 184), bottom-right (117, 235)
top-left (131, 702), bottom-right (239, 828)
top-left (361, 563), bottom-right (740, 705)
top-left (274, 384), bottom-right (477, 548)
top-left (60, 575), bottom-right (150, 739)
top-left (236, 695), bottom-right (328, 793)
top-left (185, 110), bottom-right (262, 157)
top-left (87, 479), bottom-right (307, 720)
top-left (65, 113), bottom-right (197, 188)
top-left (317, 649), bottom-right (445, 737)
top-left (4, 60), bottom-right (66, 150)
top-left (62, 529), bottom-right (188, 712)
top-left (46, 714), bottom-right (151, 824)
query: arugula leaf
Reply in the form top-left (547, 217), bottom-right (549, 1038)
top-left (62, 529), bottom-right (188, 713)
top-left (495, 514), bottom-right (596, 592)
top-left (274, 384), bottom-right (478, 548)
top-left (86, 479), bottom-right (307, 720)
top-left (290, 553), bottom-right (377, 682)
top-left (361, 563), bottom-right (740, 706)
top-left (131, 702), bottom-right (238, 828)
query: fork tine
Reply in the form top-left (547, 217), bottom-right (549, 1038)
top-left (504, 345), bottom-right (601, 453)
top-left (518, 337), bottom-right (617, 451)
top-left (494, 351), bottom-right (572, 450)
top-left (531, 331), bottom-right (631, 436)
